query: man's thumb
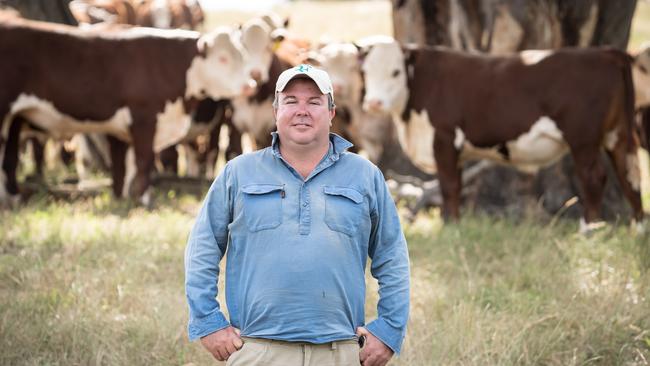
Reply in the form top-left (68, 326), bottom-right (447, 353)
top-left (234, 328), bottom-right (241, 336)
top-left (356, 326), bottom-right (368, 336)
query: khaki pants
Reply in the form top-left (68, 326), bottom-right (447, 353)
top-left (226, 337), bottom-right (361, 366)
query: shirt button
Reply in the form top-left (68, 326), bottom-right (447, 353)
top-left (303, 202), bottom-right (308, 207)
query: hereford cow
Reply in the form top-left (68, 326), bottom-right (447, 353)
top-left (361, 38), bottom-right (643, 230)
top-left (229, 17), bottom-right (292, 149)
top-left (317, 41), bottom-right (433, 181)
top-left (0, 17), bottom-right (255, 205)
top-left (70, 0), bottom-right (204, 30)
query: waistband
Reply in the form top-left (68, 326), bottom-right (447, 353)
top-left (242, 336), bottom-right (359, 350)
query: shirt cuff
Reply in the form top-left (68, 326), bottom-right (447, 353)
top-left (188, 310), bottom-right (230, 341)
top-left (366, 318), bottom-right (406, 355)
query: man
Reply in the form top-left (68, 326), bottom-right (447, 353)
top-left (185, 64), bottom-right (410, 366)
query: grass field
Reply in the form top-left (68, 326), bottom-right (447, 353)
top-left (1, 194), bottom-right (650, 365)
top-left (2, 1), bottom-right (650, 365)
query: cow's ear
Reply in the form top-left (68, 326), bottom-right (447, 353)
top-left (197, 37), bottom-right (209, 56)
top-left (304, 51), bottom-right (323, 66)
top-left (270, 28), bottom-right (286, 43)
top-left (356, 43), bottom-right (370, 67)
top-left (639, 63), bottom-right (649, 74)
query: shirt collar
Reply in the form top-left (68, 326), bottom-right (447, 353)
top-left (271, 132), bottom-right (354, 161)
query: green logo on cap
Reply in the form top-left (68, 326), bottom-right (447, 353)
top-left (296, 64), bottom-right (312, 73)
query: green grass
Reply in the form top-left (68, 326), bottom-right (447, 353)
top-left (1, 194), bottom-right (650, 365)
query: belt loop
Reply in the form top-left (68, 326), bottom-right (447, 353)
top-left (331, 341), bottom-right (337, 350)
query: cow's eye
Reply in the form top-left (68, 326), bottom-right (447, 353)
top-left (391, 69), bottom-right (400, 77)
top-left (640, 64), bottom-right (649, 74)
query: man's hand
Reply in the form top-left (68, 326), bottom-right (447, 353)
top-left (356, 327), bottom-right (394, 366)
top-left (200, 326), bottom-right (243, 361)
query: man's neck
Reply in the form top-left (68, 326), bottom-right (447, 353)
top-left (279, 141), bottom-right (330, 179)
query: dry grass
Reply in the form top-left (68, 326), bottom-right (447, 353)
top-left (1, 195), bottom-right (650, 365)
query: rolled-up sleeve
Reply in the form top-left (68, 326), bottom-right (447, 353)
top-left (365, 169), bottom-right (410, 354)
top-left (185, 164), bottom-right (234, 341)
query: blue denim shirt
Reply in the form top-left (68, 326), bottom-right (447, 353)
top-left (185, 133), bottom-right (410, 353)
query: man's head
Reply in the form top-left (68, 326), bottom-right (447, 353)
top-left (273, 64), bottom-right (336, 149)
top-left (274, 64), bottom-right (336, 111)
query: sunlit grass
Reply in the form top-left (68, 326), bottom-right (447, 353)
top-left (2, 197), bottom-right (649, 365)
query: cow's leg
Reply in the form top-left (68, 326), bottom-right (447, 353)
top-left (433, 133), bottom-right (461, 221)
top-left (571, 146), bottom-right (607, 229)
top-left (2, 115), bottom-right (24, 199)
top-left (225, 119), bottom-right (242, 160)
top-left (30, 137), bottom-right (45, 177)
top-left (203, 120), bottom-right (223, 179)
top-left (158, 145), bottom-right (179, 174)
top-left (107, 135), bottom-right (128, 198)
top-left (185, 141), bottom-right (201, 177)
top-left (605, 137), bottom-right (644, 224)
top-left (130, 120), bottom-right (156, 206)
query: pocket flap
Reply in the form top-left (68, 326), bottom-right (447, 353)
top-left (242, 184), bottom-right (284, 195)
top-left (323, 186), bottom-right (363, 204)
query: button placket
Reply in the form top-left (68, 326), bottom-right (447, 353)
top-left (299, 183), bottom-right (311, 235)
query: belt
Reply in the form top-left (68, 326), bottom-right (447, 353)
top-left (242, 336), bottom-right (360, 350)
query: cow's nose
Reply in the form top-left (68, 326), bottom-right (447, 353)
top-left (242, 80), bottom-right (257, 97)
top-left (333, 83), bottom-right (343, 95)
top-left (250, 69), bottom-right (262, 82)
top-left (364, 99), bottom-right (383, 112)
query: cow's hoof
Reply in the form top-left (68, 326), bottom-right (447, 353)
top-left (578, 218), bottom-right (607, 236)
top-left (139, 188), bottom-right (154, 210)
top-left (631, 219), bottom-right (648, 237)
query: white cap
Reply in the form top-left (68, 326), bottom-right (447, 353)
top-left (275, 64), bottom-right (334, 98)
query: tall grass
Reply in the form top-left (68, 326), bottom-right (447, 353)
top-left (2, 195), bottom-right (649, 365)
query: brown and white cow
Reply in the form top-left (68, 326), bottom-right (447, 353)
top-left (361, 38), bottom-right (643, 229)
top-left (229, 17), bottom-right (293, 150)
top-left (70, 0), bottom-right (204, 30)
top-left (0, 17), bottom-right (255, 205)
top-left (316, 41), bottom-right (433, 181)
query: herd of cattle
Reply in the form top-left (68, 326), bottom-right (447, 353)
top-left (1, 1), bottom-right (650, 232)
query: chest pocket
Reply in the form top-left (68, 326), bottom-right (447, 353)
top-left (323, 186), bottom-right (365, 236)
top-left (241, 184), bottom-right (284, 232)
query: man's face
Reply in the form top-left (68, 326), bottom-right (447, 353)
top-left (274, 78), bottom-right (335, 149)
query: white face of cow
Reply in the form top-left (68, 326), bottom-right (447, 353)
top-left (319, 43), bottom-right (362, 107)
top-left (240, 19), bottom-right (274, 84)
top-left (633, 44), bottom-right (650, 108)
top-left (151, 0), bottom-right (172, 29)
top-left (186, 27), bottom-right (256, 100)
top-left (361, 40), bottom-right (409, 117)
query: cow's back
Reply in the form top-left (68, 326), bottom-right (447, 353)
top-left (0, 18), bottom-right (199, 120)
